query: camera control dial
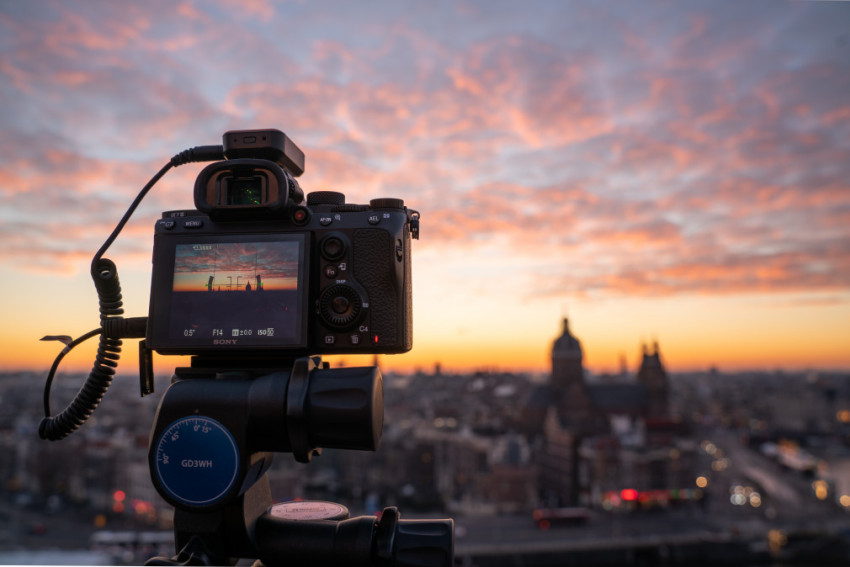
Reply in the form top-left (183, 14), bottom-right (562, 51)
top-left (319, 283), bottom-right (365, 329)
top-left (369, 198), bottom-right (405, 210)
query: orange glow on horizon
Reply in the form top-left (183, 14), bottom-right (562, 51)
top-left (12, 315), bottom-right (849, 379)
top-left (171, 278), bottom-right (298, 292)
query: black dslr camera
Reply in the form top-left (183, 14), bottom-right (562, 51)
top-left (147, 129), bottom-right (417, 359)
top-left (37, 129), bottom-right (452, 566)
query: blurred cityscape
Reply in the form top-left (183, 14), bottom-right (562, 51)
top-left (2, 318), bottom-right (850, 565)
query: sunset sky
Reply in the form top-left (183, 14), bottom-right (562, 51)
top-left (1, 1), bottom-right (848, 378)
top-left (172, 241), bottom-right (301, 292)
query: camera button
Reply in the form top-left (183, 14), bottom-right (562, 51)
top-left (183, 219), bottom-right (204, 229)
top-left (324, 265), bottom-right (337, 278)
top-left (292, 207), bottom-right (310, 225)
top-left (321, 236), bottom-right (346, 260)
top-left (349, 334), bottom-right (361, 345)
top-left (368, 214), bottom-right (380, 225)
top-left (331, 296), bottom-right (350, 314)
top-left (319, 216), bottom-right (333, 226)
top-left (323, 335), bottom-right (336, 345)
top-left (160, 220), bottom-right (176, 230)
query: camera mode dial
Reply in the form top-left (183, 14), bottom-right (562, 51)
top-left (319, 283), bottom-right (366, 329)
top-left (307, 191), bottom-right (346, 207)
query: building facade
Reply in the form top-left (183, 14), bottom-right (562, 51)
top-left (529, 319), bottom-right (697, 509)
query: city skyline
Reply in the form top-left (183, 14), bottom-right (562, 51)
top-left (0, 1), bottom-right (848, 375)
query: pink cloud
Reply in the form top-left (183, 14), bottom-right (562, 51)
top-left (1, 0), bottom-right (847, 302)
top-left (216, 0), bottom-right (277, 22)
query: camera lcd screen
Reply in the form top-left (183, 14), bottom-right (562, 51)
top-left (151, 234), bottom-right (307, 351)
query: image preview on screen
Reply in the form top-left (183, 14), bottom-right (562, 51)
top-left (168, 239), bottom-right (304, 345)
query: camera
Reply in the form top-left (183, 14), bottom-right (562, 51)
top-left (38, 129), bottom-right (452, 566)
top-left (146, 129), bottom-right (418, 360)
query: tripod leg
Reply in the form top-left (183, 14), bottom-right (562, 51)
top-left (144, 535), bottom-right (217, 566)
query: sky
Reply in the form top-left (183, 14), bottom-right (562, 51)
top-left (0, 0), bottom-right (848, 378)
top-left (172, 242), bottom-right (300, 291)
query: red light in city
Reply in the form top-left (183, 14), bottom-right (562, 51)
top-left (620, 488), bottom-right (638, 501)
top-left (113, 490), bottom-right (126, 502)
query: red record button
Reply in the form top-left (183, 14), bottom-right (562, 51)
top-left (292, 207), bottom-right (310, 225)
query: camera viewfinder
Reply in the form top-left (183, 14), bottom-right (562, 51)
top-left (224, 173), bottom-right (266, 206)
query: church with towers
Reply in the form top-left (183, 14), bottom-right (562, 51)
top-left (520, 318), bottom-right (697, 509)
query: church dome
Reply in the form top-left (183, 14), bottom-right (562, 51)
top-left (552, 318), bottom-right (582, 357)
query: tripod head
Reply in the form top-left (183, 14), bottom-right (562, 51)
top-left (145, 356), bottom-right (453, 566)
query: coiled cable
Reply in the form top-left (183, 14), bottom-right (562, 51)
top-left (39, 259), bottom-right (125, 441)
top-left (38, 144), bottom-right (225, 441)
